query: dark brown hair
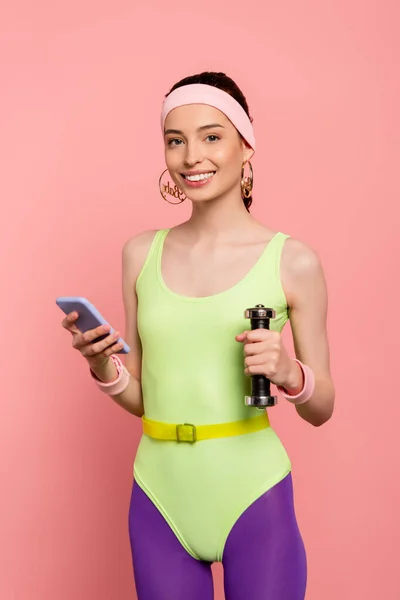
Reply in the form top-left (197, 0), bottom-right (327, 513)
top-left (166, 72), bottom-right (254, 211)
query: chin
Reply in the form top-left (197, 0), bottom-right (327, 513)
top-left (186, 190), bottom-right (221, 204)
top-left (182, 181), bottom-right (225, 202)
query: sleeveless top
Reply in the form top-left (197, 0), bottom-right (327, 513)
top-left (136, 228), bottom-right (291, 425)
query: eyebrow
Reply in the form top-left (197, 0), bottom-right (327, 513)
top-left (164, 123), bottom-right (225, 136)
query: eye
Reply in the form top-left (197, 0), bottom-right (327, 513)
top-left (206, 135), bottom-right (220, 143)
top-left (167, 138), bottom-right (183, 147)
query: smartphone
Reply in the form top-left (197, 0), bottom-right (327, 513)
top-left (56, 296), bottom-right (130, 354)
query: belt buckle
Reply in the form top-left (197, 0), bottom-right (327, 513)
top-left (176, 423), bottom-right (197, 444)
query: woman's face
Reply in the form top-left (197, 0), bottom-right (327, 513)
top-left (163, 103), bottom-right (253, 204)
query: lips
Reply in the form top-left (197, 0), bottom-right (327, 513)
top-left (180, 171), bottom-right (216, 188)
top-left (181, 171), bottom-right (216, 182)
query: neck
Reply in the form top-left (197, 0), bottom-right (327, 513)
top-left (184, 191), bottom-right (256, 241)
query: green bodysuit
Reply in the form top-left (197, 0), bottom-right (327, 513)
top-left (133, 228), bottom-right (292, 562)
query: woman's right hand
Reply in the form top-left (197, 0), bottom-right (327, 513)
top-left (61, 311), bottom-right (124, 370)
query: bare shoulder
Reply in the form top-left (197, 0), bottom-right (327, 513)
top-left (281, 236), bottom-right (323, 275)
top-left (122, 229), bottom-right (159, 279)
top-left (280, 236), bottom-right (328, 309)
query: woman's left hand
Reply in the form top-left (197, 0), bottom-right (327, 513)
top-left (235, 329), bottom-right (296, 389)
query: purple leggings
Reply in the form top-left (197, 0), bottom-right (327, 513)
top-left (128, 473), bottom-right (307, 599)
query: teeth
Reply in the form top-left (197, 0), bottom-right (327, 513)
top-left (184, 172), bottom-right (215, 182)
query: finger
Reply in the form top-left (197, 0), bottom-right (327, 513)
top-left (103, 341), bottom-right (125, 357)
top-left (245, 363), bottom-right (278, 378)
top-left (246, 329), bottom-right (273, 343)
top-left (235, 331), bottom-right (248, 342)
top-left (62, 312), bottom-right (81, 334)
top-left (80, 330), bottom-right (120, 357)
top-left (73, 324), bottom-right (111, 348)
top-left (244, 354), bottom-right (267, 368)
top-left (245, 364), bottom-right (270, 377)
top-left (243, 341), bottom-right (268, 356)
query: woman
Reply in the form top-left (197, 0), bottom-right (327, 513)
top-left (62, 71), bottom-right (335, 599)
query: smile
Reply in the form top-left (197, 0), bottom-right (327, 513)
top-left (182, 171), bottom-right (216, 182)
top-left (180, 171), bottom-right (216, 189)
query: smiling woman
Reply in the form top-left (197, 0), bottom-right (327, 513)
top-left (78, 71), bottom-right (335, 600)
top-left (162, 75), bottom-right (256, 210)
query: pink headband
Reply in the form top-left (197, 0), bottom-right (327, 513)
top-left (161, 83), bottom-right (256, 151)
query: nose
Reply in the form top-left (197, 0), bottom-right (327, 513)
top-left (183, 140), bottom-right (203, 167)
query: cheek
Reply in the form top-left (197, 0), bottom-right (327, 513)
top-left (214, 143), bottom-right (243, 171)
top-left (218, 154), bottom-right (243, 184)
top-left (165, 150), bottom-right (179, 171)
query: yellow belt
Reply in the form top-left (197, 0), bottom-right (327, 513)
top-left (141, 412), bottom-right (270, 444)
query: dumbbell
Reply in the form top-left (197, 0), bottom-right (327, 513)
top-left (244, 304), bottom-right (278, 408)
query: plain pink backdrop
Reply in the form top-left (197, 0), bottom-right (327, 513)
top-left (1, 1), bottom-right (399, 598)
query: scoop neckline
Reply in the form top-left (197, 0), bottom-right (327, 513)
top-left (156, 228), bottom-right (281, 303)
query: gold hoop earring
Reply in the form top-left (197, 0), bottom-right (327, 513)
top-left (159, 169), bottom-right (186, 205)
top-left (241, 161), bottom-right (253, 199)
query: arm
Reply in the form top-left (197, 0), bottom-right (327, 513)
top-left (90, 230), bottom-right (157, 418)
top-left (280, 238), bottom-right (335, 426)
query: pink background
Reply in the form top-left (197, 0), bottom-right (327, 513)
top-left (1, 1), bottom-right (399, 598)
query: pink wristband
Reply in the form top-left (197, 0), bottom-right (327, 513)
top-left (277, 359), bottom-right (315, 405)
top-left (90, 354), bottom-right (131, 396)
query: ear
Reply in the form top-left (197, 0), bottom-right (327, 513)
top-left (241, 140), bottom-right (254, 164)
